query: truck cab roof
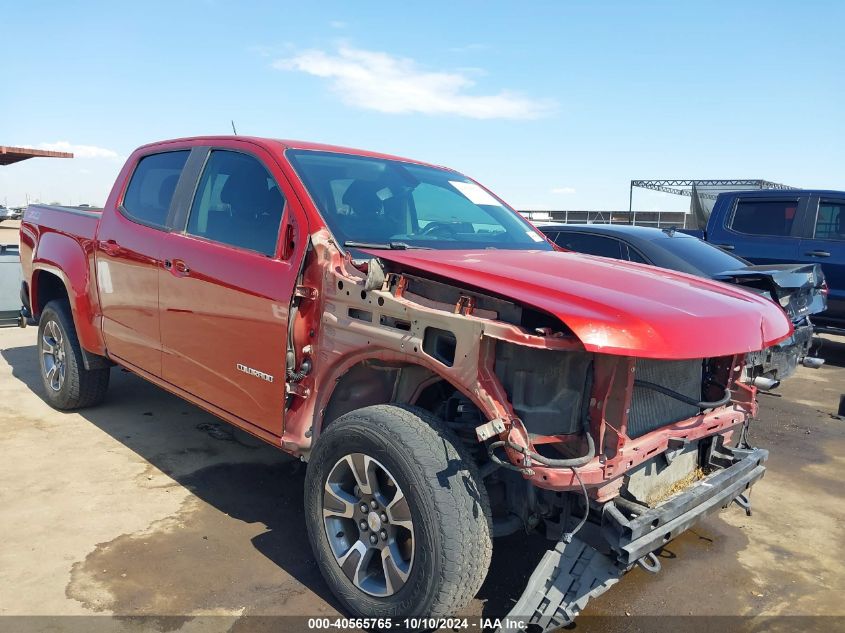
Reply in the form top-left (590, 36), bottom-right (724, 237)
top-left (718, 188), bottom-right (845, 198)
top-left (136, 135), bottom-right (445, 170)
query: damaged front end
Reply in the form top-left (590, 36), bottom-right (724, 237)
top-left (486, 350), bottom-right (768, 631)
top-left (502, 441), bottom-right (767, 632)
top-left (283, 234), bottom-right (787, 632)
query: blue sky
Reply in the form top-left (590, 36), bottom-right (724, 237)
top-left (1, 1), bottom-right (842, 210)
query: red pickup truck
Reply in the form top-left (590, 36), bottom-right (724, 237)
top-left (19, 136), bottom-right (790, 629)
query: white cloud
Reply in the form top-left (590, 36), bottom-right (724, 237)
top-left (274, 46), bottom-right (554, 120)
top-left (38, 141), bottom-right (118, 159)
top-left (249, 44), bottom-right (275, 58)
top-left (448, 43), bottom-right (488, 53)
top-left (551, 187), bottom-right (576, 194)
top-left (248, 43), bottom-right (295, 58)
top-left (454, 66), bottom-right (488, 77)
top-left (329, 20), bottom-right (347, 29)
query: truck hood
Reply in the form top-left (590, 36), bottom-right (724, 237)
top-left (369, 249), bottom-right (793, 360)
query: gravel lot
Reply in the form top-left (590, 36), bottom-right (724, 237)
top-left (1, 220), bottom-right (843, 632)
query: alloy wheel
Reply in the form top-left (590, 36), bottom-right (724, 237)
top-left (41, 320), bottom-right (66, 392)
top-left (322, 453), bottom-right (415, 597)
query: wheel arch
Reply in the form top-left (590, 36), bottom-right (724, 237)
top-left (32, 268), bottom-right (69, 316)
top-left (315, 354), bottom-right (483, 438)
top-left (31, 265), bottom-right (109, 369)
top-left (30, 231), bottom-right (107, 359)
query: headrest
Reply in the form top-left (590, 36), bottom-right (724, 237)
top-left (220, 168), bottom-right (270, 205)
top-left (158, 174), bottom-right (179, 208)
top-left (219, 167), bottom-right (278, 217)
top-left (342, 180), bottom-right (382, 216)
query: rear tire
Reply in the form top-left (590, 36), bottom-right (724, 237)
top-left (304, 404), bottom-right (492, 620)
top-left (38, 300), bottom-right (110, 409)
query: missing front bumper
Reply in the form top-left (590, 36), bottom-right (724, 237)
top-left (500, 445), bottom-right (767, 632)
top-left (602, 446), bottom-right (767, 564)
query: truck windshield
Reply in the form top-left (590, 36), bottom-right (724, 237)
top-left (286, 150), bottom-right (551, 252)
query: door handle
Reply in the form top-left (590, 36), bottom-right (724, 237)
top-left (717, 243), bottom-right (735, 251)
top-left (165, 258), bottom-right (191, 275)
top-left (805, 250), bottom-right (831, 257)
top-left (99, 239), bottom-right (121, 256)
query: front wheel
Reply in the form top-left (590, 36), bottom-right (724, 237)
top-left (38, 300), bottom-right (110, 409)
top-left (304, 404), bottom-right (492, 620)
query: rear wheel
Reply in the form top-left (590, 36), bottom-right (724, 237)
top-left (304, 404), bottom-right (492, 619)
top-left (38, 300), bottom-right (110, 409)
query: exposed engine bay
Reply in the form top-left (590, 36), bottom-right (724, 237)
top-left (282, 235), bottom-right (758, 496)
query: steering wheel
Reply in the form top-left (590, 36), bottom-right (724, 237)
top-left (420, 221), bottom-right (459, 237)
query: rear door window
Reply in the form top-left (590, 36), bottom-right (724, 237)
top-left (814, 200), bottom-right (845, 241)
top-left (122, 151), bottom-right (189, 228)
top-left (555, 232), bottom-right (623, 259)
top-left (729, 199), bottom-right (798, 237)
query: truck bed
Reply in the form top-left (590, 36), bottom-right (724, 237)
top-left (18, 204), bottom-right (105, 351)
top-left (23, 205), bottom-right (102, 242)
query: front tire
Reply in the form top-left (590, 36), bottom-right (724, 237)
top-left (38, 300), bottom-right (110, 409)
top-left (304, 404), bottom-right (492, 620)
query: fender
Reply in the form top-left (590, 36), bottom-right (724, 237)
top-left (32, 232), bottom-right (106, 357)
top-left (283, 342), bottom-right (507, 460)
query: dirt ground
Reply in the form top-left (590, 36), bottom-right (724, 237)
top-left (1, 220), bottom-right (844, 632)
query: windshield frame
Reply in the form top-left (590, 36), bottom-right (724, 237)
top-left (284, 148), bottom-right (553, 255)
